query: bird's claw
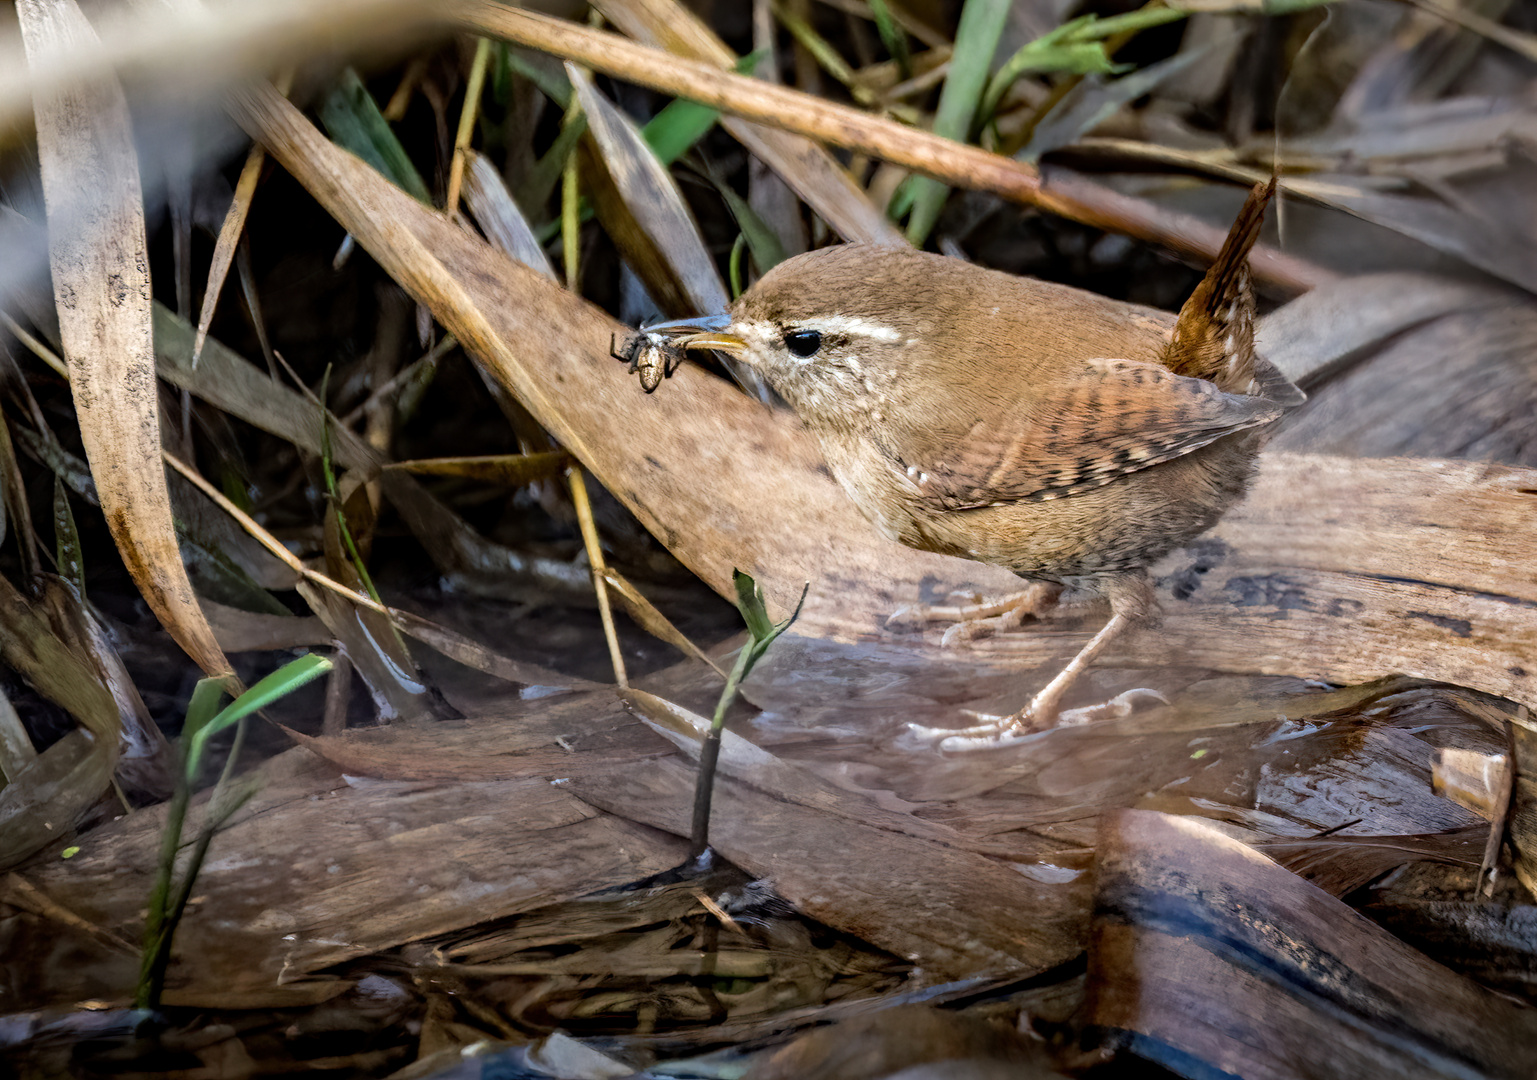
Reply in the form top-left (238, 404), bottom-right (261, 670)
top-left (905, 687), bottom-right (1170, 751)
top-left (886, 584), bottom-right (1058, 646)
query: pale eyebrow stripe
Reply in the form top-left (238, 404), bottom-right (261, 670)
top-left (789, 314), bottom-right (905, 342)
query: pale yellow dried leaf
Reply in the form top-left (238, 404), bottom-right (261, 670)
top-left (17, 0), bottom-right (231, 681)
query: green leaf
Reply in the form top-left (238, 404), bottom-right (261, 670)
top-left (318, 68), bottom-right (432, 205)
top-left (732, 569), bottom-right (775, 643)
top-left (980, 6), bottom-right (1190, 130)
top-left (732, 570), bottom-right (808, 682)
top-left (869, 0), bottom-right (912, 79)
top-left (905, 0), bottom-right (1013, 245)
top-left (729, 233), bottom-right (748, 299)
top-left (184, 655), bottom-right (332, 782)
top-left (642, 51), bottom-right (765, 167)
top-left (713, 179), bottom-right (789, 277)
top-left (180, 676), bottom-right (228, 782)
top-left (505, 49), bottom-right (572, 109)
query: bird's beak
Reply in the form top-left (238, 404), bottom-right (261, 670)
top-left (641, 313), bottom-right (748, 357)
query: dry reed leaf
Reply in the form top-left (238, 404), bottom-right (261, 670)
top-left (461, 148), bottom-right (557, 278)
top-left (565, 752), bottom-right (1084, 978)
top-left (1091, 811), bottom-right (1537, 1079)
top-left (593, 0), bottom-right (905, 245)
top-left (18, 0), bottom-right (230, 681)
top-left (621, 687), bottom-right (989, 850)
top-left (23, 747), bottom-right (689, 1003)
top-left (192, 142), bottom-right (265, 366)
top-left (383, 450), bottom-right (571, 486)
top-left (569, 64), bottom-right (729, 318)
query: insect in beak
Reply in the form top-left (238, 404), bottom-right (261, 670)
top-left (611, 314), bottom-right (748, 392)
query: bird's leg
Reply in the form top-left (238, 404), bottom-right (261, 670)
top-left (887, 582), bottom-right (1062, 645)
top-left (1013, 611), bottom-right (1134, 728)
top-left (909, 574), bottom-right (1161, 750)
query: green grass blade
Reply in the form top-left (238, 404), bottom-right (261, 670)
top-left (869, 0), bottom-right (913, 79)
top-left (643, 51), bottom-right (765, 167)
top-left (318, 68), bottom-right (432, 205)
top-left (713, 178), bottom-right (789, 277)
top-left (179, 677), bottom-right (228, 783)
top-left (904, 0), bottom-right (1013, 245)
top-left (184, 654), bottom-right (332, 773)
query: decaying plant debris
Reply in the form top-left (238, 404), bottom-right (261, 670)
top-left (2, 0), bottom-right (1537, 1076)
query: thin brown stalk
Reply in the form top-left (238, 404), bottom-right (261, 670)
top-left (566, 465), bottom-right (628, 689)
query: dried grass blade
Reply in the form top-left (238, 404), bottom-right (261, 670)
top-left (601, 568), bottom-right (727, 677)
top-left (462, 149), bottom-right (558, 278)
top-left (566, 66), bottom-right (730, 314)
top-left (384, 450), bottom-right (572, 486)
top-left (17, 0), bottom-right (232, 682)
top-left (193, 143), bottom-right (265, 367)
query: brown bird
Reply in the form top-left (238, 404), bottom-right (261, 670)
top-left (632, 180), bottom-right (1303, 748)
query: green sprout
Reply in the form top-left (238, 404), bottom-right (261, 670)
top-left (690, 570), bottom-right (807, 857)
top-left (138, 654), bottom-right (332, 1010)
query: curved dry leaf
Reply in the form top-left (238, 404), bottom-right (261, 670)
top-left (18, 0), bottom-right (230, 681)
top-left (0, 730), bottom-right (112, 870)
top-left (568, 64), bottom-right (728, 318)
top-left (461, 148), bottom-right (557, 278)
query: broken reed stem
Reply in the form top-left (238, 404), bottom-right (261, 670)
top-left (460, 2), bottom-right (1332, 295)
top-left (566, 464), bottom-right (629, 689)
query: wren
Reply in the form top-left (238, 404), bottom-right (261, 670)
top-left (629, 180), bottom-right (1303, 748)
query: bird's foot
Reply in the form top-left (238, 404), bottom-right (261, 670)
top-left (886, 583), bottom-right (1060, 646)
top-left (907, 687), bottom-right (1169, 751)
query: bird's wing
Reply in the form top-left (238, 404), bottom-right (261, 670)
top-left (878, 357), bottom-right (1283, 510)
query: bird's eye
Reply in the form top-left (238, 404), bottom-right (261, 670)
top-left (783, 329), bottom-right (822, 358)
